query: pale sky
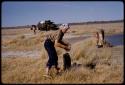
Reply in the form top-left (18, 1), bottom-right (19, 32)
top-left (2, 1), bottom-right (123, 27)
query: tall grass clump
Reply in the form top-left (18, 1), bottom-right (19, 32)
top-left (2, 34), bottom-right (45, 51)
top-left (70, 37), bottom-right (96, 60)
top-left (70, 37), bottom-right (112, 66)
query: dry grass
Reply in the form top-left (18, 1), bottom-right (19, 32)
top-left (1, 22), bottom-right (124, 84)
top-left (2, 32), bottom-right (45, 51)
top-left (2, 28), bottom-right (32, 35)
top-left (1, 37), bottom-right (123, 84)
top-left (2, 30), bottom-right (61, 52)
top-left (2, 22), bottom-right (123, 51)
top-left (70, 22), bottom-right (123, 35)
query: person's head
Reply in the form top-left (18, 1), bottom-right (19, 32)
top-left (59, 24), bottom-right (70, 33)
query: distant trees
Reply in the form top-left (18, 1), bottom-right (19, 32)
top-left (37, 20), bottom-right (58, 31)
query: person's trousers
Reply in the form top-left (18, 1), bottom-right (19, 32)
top-left (44, 39), bottom-right (58, 69)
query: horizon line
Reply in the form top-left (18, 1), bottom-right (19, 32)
top-left (2, 19), bottom-right (124, 28)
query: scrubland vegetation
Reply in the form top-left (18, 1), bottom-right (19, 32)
top-left (1, 22), bottom-right (124, 84)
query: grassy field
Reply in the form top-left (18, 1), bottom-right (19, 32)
top-left (1, 22), bottom-right (124, 84)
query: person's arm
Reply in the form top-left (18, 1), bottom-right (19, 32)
top-left (55, 30), bottom-right (71, 50)
top-left (62, 39), bottom-right (71, 46)
top-left (55, 40), bottom-right (70, 51)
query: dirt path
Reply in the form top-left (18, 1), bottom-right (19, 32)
top-left (2, 33), bottom-right (91, 58)
top-left (2, 50), bottom-right (41, 58)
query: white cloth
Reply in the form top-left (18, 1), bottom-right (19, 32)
top-left (40, 21), bottom-right (45, 24)
top-left (59, 23), bottom-right (69, 29)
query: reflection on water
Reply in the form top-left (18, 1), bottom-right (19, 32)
top-left (105, 34), bottom-right (123, 46)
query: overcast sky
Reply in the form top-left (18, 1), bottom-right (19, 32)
top-left (2, 1), bottom-right (123, 27)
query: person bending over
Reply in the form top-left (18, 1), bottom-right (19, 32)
top-left (44, 24), bottom-right (71, 76)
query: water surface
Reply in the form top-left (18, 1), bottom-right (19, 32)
top-left (106, 34), bottom-right (123, 46)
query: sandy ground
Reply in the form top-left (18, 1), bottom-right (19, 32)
top-left (2, 33), bottom-right (90, 58)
